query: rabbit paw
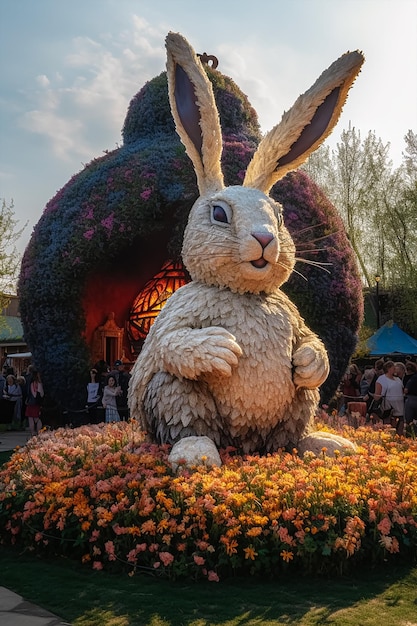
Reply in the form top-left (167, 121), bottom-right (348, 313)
top-left (193, 327), bottom-right (243, 377)
top-left (292, 343), bottom-right (329, 389)
top-left (168, 436), bottom-right (222, 470)
top-left (297, 431), bottom-right (357, 456)
top-left (162, 326), bottom-right (243, 379)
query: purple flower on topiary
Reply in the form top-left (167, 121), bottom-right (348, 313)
top-left (101, 213), bottom-right (114, 233)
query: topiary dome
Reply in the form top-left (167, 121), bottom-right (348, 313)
top-left (18, 64), bottom-right (362, 411)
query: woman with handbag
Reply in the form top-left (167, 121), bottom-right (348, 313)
top-left (25, 369), bottom-right (44, 436)
top-left (374, 361), bottom-right (404, 434)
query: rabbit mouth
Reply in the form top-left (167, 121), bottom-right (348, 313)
top-left (251, 258), bottom-right (268, 269)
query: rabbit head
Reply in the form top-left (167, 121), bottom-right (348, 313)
top-left (166, 32), bottom-right (364, 295)
top-left (182, 185), bottom-right (295, 295)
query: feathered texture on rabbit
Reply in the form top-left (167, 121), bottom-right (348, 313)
top-left (128, 32), bottom-right (364, 457)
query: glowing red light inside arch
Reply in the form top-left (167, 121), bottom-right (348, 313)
top-left (127, 260), bottom-right (190, 343)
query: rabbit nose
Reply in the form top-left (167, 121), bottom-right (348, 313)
top-left (252, 232), bottom-right (274, 249)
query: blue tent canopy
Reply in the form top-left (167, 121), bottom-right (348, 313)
top-left (366, 321), bottom-right (417, 356)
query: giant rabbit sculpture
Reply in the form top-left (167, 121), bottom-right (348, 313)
top-left (128, 32), bottom-right (364, 462)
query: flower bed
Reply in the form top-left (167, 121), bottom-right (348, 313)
top-left (0, 421), bottom-right (416, 581)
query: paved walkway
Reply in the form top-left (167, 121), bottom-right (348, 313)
top-left (0, 587), bottom-right (70, 625)
top-left (0, 431), bottom-right (71, 625)
top-left (0, 428), bottom-right (32, 452)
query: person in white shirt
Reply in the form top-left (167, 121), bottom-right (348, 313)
top-left (3, 374), bottom-right (22, 428)
top-left (374, 360), bottom-right (404, 434)
top-left (86, 368), bottom-right (103, 423)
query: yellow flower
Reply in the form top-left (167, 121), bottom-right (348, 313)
top-left (246, 526), bottom-right (263, 538)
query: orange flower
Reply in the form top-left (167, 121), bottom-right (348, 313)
top-left (141, 519), bottom-right (157, 535)
top-left (221, 537), bottom-right (238, 556)
top-left (280, 550), bottom-right (294, 562)
top-left (244, 546), bottom-right (258, 560)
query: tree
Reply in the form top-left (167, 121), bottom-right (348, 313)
top-left (304, 126), bottom-right (393, 286)
top-left (303, 128), bottom-right (417, 336)
top-left (0, 198), bottom-right (25, 313)
top-left (381, 131), bottom-right (417, 334)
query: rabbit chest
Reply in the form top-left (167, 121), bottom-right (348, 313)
top-left (156, 282), bottom-right (299, 428)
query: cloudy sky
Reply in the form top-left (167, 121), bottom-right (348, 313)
top-left (1, 0), bottom-right (416, 253)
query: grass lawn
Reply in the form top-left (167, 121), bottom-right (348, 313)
top-left (1, 427), bottom-right (417, 625)
top-left (0, 547), bottom-right (416, 625)
top-left (0, 450), bottom-right (13, 466)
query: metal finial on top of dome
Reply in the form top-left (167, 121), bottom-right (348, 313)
top-left (198, 52), bottom-right (218, 69)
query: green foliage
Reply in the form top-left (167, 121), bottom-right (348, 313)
top-left (0, 199), bottom-right (26, 312)
top-left (385, 286), bottom-right (417, 337)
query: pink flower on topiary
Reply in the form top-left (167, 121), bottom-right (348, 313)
top-left (140, 189), bottom-right (152, 200)
top-left (101, 213), bottom-right (114, 232)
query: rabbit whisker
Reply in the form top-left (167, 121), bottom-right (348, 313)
top-left (293, 232), bottom-right (342, 246)
top-left (294, 247), bottom-right (328, 254)
top-left (288, 222), bottom-right (335, 236)
top-left (274, 259), bottom-right (307, 281)
top-left (295, 258), bottom-right (332, 274)
top-left (284, 264), bottom-right (308, 281)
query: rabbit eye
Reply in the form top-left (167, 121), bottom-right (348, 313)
top-left (211, 202), bottom-right (231, 225)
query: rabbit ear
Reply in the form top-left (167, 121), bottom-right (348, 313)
top-left (166, 32), bottom-right (224, 195)
top-left (244, 50), bottom-right (364, 194)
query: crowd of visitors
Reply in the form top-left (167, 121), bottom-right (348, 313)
top-left (0, 364), bottom-right (44, 435)
top-left (0, 358), bottom-right (132, 433)
top-left (85, 359), bottom-right (131, 424)
top-left (2, 354), bottom-right (417, 436)
top-left (338, 356), bottom-right (417, 435)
